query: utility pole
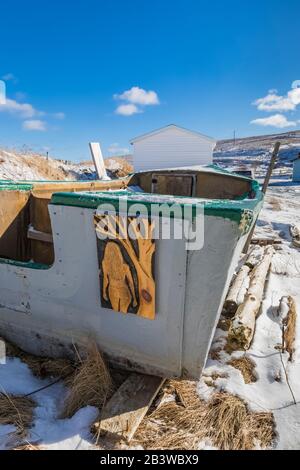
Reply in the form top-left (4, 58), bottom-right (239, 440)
top-left (233, 130), bottom-right (236, 145)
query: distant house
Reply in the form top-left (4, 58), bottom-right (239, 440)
top-left (130, 124), bottom-right (216, 171)
top-left (292, 154), bottom-right (300, 182)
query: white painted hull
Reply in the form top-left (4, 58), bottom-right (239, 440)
top-left (0, 203), bottom-right (249, 379)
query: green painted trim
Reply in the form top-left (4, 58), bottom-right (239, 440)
top-left (0, 177), bottom-right (129, 185)
top-left (206, 164), bottom-right (253, 180)
top-left (0, 257), bottom-right (50, 269)
top-left (0, 176), bottom-right (130, 191)
top-left (51, 184), bottom-right (263, 235)
top-left (0, 182), bottom-right (33, 191)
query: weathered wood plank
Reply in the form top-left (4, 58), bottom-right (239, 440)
top-left (250, 238), bottom-right (282, 246)
top-left (94, 373), bottom-right (164, 442)
top-left (228, 246), bottom-right (275, 350)
top-left (290, 224), bottom-right (300, 248)
top-left (223, 264), bottom-right (250, 317)
top-left (89, 142), bottom-right (109, 180)
top-left (279, 296), bottom-right (297, 362)
top-left (0, 190), bottom-right (30, 238)
top-left (95, 214), bottom-right (156, 319)
top-left (27, 227), bottom-right (53, 243)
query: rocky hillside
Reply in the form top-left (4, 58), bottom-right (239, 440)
top-left (214, 130), bottom-right (300, 177)
top-left (0, 148), bottom-right (71, 181)
top-left (0, 148), bottom-right (133, 181)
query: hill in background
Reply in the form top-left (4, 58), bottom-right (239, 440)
top-left (1, 129), bottom-right (300, 181)
top-left (214, 129), bottom-right (300, 177)
top-left (0, 148), bottom-right (133, 181)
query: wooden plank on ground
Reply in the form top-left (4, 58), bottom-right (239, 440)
top-left (251, 238), bottom-right (282, 246)
top-left (94, 373), bottom-right (165, 442)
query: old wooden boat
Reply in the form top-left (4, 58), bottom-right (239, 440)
top-left (0, 166), bottom-right (263, 378)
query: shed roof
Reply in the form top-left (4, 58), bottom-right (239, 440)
top-left (130, 124), bottom-right (216, 145)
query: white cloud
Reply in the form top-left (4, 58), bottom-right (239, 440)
top-left (1, 73), bottom-right (18, 83)
top-left (0, 95), bottom-right (64, 122)
top-left (0, 86), bottom-right (65, 130)
top-left (115, 103), bottom-right (140, 116)
top-left (115, 86), bottom-right (159, 106)
top-left (0, 97), bottom-right (41, 118)
top-left (0, 80), bottom-right (5, 105)
top-left (250, 114), bottom-right (296, 128)
top-left (52, 112), bottom-right (65, 120)
top-left (253, 82), bottom-right (300, 112)
top-left (114, 86), bottom-right (159, 115)
top-left (22, 119), bottom-right (47, 131)
top-left (108, 143), bottom-right (129, 155)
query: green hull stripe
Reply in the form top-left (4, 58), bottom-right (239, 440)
top-left (0, 257), bottom-right (50, 269)
top-left (50, 187), bottom-right (263, 234)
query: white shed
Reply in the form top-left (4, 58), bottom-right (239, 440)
top-left (130, 124), bottom-right (216, 171)
top-left (292, 155), bottom-right (300, 182)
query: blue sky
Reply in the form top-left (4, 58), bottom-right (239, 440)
top-left (1, 0), bottom-right (300, 161)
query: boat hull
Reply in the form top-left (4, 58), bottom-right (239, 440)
top-left (0, 202), bottom-right (252, 379)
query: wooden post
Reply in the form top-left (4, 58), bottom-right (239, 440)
top-left (89, 142), bottom-right (110, 180)
top-left (262, 141), bottom-right (281, 194)
top-left (243, 141), bottom-right (281, 254)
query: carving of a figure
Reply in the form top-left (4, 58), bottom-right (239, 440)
top-left (102, 241), bottom-right (137, 313)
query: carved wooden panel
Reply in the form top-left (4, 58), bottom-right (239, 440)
top-left (94, 214), bottom-right (155, 320)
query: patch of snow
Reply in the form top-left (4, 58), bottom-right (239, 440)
top-left (0, 358), bottom-right (98, 450)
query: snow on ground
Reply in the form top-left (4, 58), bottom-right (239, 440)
top-left (0, 357), bottom-right (98, 450)
top-left (0, 147), bottom-right (133, 181)
top-left (214, 131), bottom-right (300, 179)
top-left (199, 183), bottom-right (300, 449)
top-left (0, 148), bottom-right (71, 181)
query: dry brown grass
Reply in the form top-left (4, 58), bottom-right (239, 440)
top-left (204, 392), bottom-right (274, 450)
top-left (133, 380), bottom-right (274, 450)
top-left (211, 371), bottom-right (229, 380)
top-left (283, 296), bottom-right (297, 362)
top-left (209, 347), bottom-right (222, 361)
top-left (25, 154), bottom-right (69, 180)
top-left (1, 335), bottom-right (74, 379)
top-left (217, 317), bottom-right (231, 331)
top-left (14, 442), bottom-right (43, 450)
top-left (105, 157), bottom-right (133, 178)
top-left (202, 372), bottom-right (229, 388)
top-left (269, 197), bottom-right (281, 211)
top-left (203, 378), bottom-right (217, 388)
top-left (228, 356), bottom-right (257, 384)
top-left (61, 343), bottom-right (113, 419)
top-left (0, 393), bottom-right (35, 440)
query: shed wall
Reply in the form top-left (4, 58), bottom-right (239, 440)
top-left (133, 127), bottom-right (215, 171)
